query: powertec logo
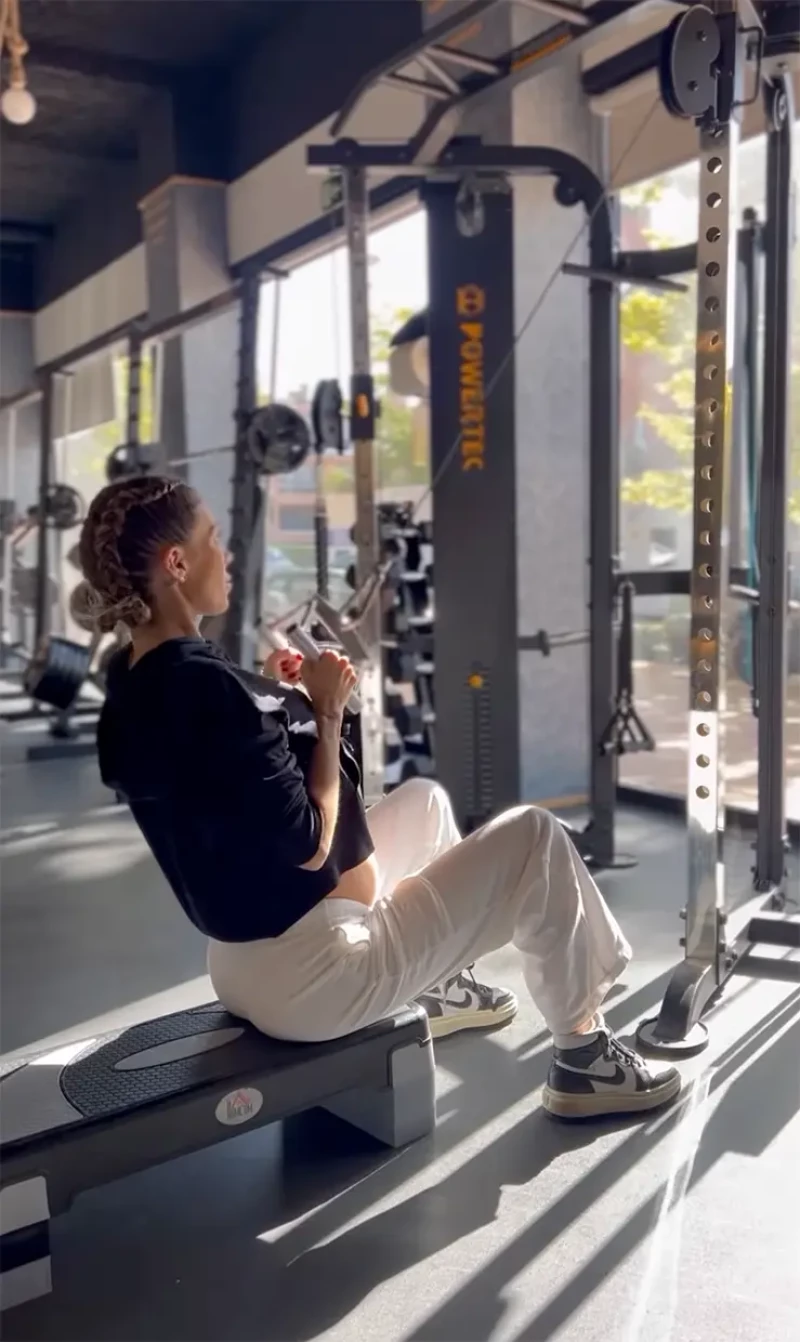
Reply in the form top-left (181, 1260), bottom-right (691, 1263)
top-left (456, 284), bottom-right (486, 471)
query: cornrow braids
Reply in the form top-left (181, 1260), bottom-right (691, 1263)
top-left (73, 475), bottom-right (200, 633)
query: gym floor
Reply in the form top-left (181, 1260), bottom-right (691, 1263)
top-left (2, 713), bottom-right (799, 1342)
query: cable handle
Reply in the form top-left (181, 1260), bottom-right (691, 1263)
top-left (264, 623), bottom-right (363, 715)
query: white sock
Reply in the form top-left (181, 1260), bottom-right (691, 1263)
top-left (553, 1014), bottom-right (605, 1051)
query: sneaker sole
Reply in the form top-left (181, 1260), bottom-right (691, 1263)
top-left (427, 998), bottom-right (519, 1038)
top-left (541, 1070), bottom-right (682, 1120)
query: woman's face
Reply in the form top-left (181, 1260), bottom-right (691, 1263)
top-left (170, 504), bottom-right (231, 616)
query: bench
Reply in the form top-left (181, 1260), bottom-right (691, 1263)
top-left (0, 1000), bottom-right (435, 1311)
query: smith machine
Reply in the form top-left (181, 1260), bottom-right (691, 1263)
top-left (307, 0), bottom-right (800, 1053)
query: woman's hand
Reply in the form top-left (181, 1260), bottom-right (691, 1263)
top-left (263, 648), bottom-right (304, 684)
top-left (301, 650), bottom-right (358, 719)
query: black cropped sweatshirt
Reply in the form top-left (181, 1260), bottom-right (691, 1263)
top-left (98, 638), bottom-right (375, 942)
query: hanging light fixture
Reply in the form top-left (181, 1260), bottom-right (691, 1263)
top-left (1, 0), bottom-right (36, 125)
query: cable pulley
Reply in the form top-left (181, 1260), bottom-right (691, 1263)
top-left (311, 379), bottom-right (344, 453)
top-left (659, 5), bottom-right (721, 121)
top-left (246, 403), bottom-right (311, 476)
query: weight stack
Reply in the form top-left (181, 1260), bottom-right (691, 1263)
top-left (378, 505), bottom-right (436, 789)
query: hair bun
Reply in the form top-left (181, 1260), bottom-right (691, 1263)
top-left (69, 580), bottom-right (106, 632)
top-left (110, 593), bottom-right (151, 631)
top-left (69, 582), bottom-right (151, 634)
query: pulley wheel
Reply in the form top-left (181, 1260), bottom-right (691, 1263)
top-left (311, 380), bottom-right (344, 452)
top-left (659, 6), bottom-right (720, 121)
top-left (636, 1016), bottom-right (710, 1058)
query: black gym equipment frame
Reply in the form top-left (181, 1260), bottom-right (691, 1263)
top-left (635, 11), bottom-right (800, 1056)
top-left (310, 0), bottom-right (799, 1047)
top-left (310, 137), bottom-right (626, 860)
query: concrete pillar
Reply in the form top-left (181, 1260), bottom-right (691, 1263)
top-left (421, 1), bottom-right (599, 814)
top-left (512, 47), bottom-right (602, 806)
top-left (139, 179), bottom-right (239, 538)
top-left (0, 315), bottom-right (39, 512)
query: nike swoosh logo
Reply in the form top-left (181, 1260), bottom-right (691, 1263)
top-left (559, 1061), bottom-right (627, 1086)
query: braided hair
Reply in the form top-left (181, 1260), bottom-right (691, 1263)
top-left (71, 476), bottom-right (200, 633)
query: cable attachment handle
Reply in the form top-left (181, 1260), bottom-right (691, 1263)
top-left (598, 580), bottom-right (655, 758)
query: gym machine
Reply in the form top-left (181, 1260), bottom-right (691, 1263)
top-left (631, 3), bottom-right (800, 1056)
top-left (307, 0), bottom-right (800, 1035)
top-left (307, 0), bottom-right (706, 855)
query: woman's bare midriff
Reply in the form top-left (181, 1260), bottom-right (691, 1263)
top-left (327, 854), bottom-right (379, 908)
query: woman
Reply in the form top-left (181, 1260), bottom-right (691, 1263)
top-left (75, 475), bottom-right (681, 1122)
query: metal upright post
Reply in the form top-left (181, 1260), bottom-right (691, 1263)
top-left (638, 2), bottom-right (744, 1054)
top-left (754, 76), bottom-right (793, 898)
top-left (343, 165), bottom-right (385, 804)
top-left (586, 201), bottom-right (621, 868)
top-left (33, 372), bottom-right (55, 651)
top-left (0, 407), bottom-right (18, 663)
top-left (126, 328), bottom-right (143, 463)
top-left (222, 269), bottom-right (262, 669)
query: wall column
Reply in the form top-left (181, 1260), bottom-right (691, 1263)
top-left (422, 1), bottom-right (600, 820)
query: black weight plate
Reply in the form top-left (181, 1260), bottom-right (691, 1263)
top-left (248, 403), bottom-right (311, 476)
top-left (27, 636), bottom-right (92, 710)
top-left (45, 484), bottom-right (85, 531)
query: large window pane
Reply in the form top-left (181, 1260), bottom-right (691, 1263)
top-left (256, 207), bottom-right (429, 628)
top-left (620, 596), bottom-right (761, 810)
top-left (619, 127), bottom-right (800, 822)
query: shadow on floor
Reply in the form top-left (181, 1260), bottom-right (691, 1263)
top-left (410, 988), bottom-right (800, 1342)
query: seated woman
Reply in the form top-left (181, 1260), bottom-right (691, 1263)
top-left (74, 475), bottom-right (681, 1122)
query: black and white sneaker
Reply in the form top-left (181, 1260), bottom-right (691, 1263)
top-left (542, 1028), bottom-right (681, 1119)
top-left (417, 967), bottom-right (518, 1039)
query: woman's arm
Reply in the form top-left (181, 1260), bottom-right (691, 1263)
top-left (297, 652), bottom-right (359, 871)
top-left (298, 710), bottom-right (343, 871)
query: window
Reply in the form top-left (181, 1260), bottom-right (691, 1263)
top-left (619, 127), bottom-right (800, 821)
top-left (257, 205), bottom-right (430, 624)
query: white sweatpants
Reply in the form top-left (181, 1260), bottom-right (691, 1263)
top-left (208, 778), bottom-right (632, 1043)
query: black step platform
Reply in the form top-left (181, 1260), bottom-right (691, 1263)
top-left (0, 1001), bottom-right (435, 1311)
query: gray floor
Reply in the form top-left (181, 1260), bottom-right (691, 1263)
top-left (2, 717), bottom-right (800, 1342)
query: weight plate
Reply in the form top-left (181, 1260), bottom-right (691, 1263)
top-left (247, 403), bottom-right (311, 476)
top-left (26, 635), bottom-right (93, 710)
top-left (44, 484), bottom-right (86, 531)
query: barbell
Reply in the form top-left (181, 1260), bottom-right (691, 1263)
top-left (104, 391), bottom-right (333, 485)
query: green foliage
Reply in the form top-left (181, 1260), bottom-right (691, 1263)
top-left (619, 213), bottom-right (800, 523)
top-left (321, 306), bottom-right (426, 493)
top-left (372, 306), bottom-right (427, 489)
top-left (622, 179), bottom-right (666, 209)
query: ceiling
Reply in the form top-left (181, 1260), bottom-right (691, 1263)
top-left (0, 0), bottom-right (294, 241)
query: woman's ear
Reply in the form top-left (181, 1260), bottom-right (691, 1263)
top-left (161, 544), bottom-right (188, 586)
